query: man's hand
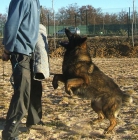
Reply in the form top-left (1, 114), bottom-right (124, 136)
top-left (2, 50), bottom-right (11, 61)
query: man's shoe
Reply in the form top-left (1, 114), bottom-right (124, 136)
top-left (2, 136), bottom-right (19, 140)
top-left (37, 120), bottom-right (45, 126)
top-left (12, 137), bottom-right (19, 140)
top-left (26, 120), bottom-right (45, 129)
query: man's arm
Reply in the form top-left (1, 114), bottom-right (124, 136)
top-left (3, 0), bottom-right (30, 52)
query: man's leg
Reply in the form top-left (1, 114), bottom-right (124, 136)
top-left (2, 53), bottom-right (31, 139)
top-left (26, 59), bottom-right (43, 126)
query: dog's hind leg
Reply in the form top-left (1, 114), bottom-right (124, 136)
top-left (104, 117), bottom-right (117, 134)
top-left (102, 101), bottom-right (120, 134)
top-left (52, 74), bottom-right (66, 89)
top-left (66, 78), bottom-right (84, 95)
top-left (91, 99), bottom-right (105, 123)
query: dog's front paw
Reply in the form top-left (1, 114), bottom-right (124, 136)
top-left (53, 83), bottom-right (58, 89)
top-left (52, 75), bottom-right (60, 89)
top-left (52, 80), bottom-right (58, 89)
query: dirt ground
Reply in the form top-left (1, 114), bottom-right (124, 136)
top-left (0, 57), bottom-right (138, 140)
top-left (48, 36), bottom-right (138, 58)
top-left (0, 37), bottom-right (138, 139)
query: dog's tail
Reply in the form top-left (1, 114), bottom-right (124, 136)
top-left (122, 92), bottom-right (133, 105)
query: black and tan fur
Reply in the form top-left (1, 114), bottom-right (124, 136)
top-left (52, 29), bottom-right (132, 134)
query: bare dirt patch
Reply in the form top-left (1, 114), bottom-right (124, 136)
top-left (0, 58), bottom-right (138, 140)
top-left (0, 37), bottom-right (138, 139)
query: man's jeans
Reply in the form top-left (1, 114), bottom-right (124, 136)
top-left (2, 53), bottom-right (42, 139)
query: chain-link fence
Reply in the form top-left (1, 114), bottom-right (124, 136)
top-left (45, 7), bottom-right (138, 38)
top-left (0, 7), bottom-right (138, 38)
top-left (0, 23), bottom-right (4, 37)
top-left (1, 7), bottom-right (138, 54)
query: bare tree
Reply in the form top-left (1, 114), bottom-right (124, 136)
top-left (118, 10), bottom-right (128, 24)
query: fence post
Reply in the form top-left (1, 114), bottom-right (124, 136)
top-left (75, 14), bottom-right (76, 27)
top-left (86, 10), bottom-right (88, 34)
top-left (127, 11), bottom-right (130, 38)
top-left (132, 1), bottom-right (135, 47)
top-left (47, 14), bottom-right (49, 36)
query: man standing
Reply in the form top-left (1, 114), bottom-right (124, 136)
top-left (2, 0), bottom-right (40, 139)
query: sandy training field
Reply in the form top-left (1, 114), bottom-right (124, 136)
top-left (0, 57), bottom-right (138, 140)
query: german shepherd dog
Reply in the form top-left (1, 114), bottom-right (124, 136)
top-left (52, 29), bottom-right (132, 134)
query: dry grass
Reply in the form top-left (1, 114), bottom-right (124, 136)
top-left (0, 58), bottom-right (138, 139)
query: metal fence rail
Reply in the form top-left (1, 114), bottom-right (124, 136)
top-left (0, 7), bottom-right (138, 38)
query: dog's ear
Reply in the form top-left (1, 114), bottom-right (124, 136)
top-left (65, 28), bottom-right (72, 39)
top-left (79, 37), bottom-right (87, 49)
top-left (79, 37), bottom-right (87, 45)
top-left (81, 37), bottom-right (87, 43)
